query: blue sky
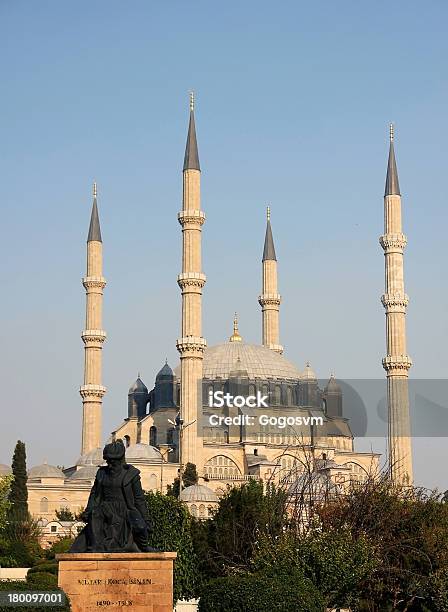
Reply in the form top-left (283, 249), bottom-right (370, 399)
top-left (0, 1), bottom-right (447, 487)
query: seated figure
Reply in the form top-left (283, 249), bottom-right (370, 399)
top-left (70, 440), bottom-right (156, 553)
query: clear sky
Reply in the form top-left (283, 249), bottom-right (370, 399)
top-left (0, 1), bottom-right (447, 488)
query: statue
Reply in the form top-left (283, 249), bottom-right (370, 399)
top-left (70, 440), bottom-right (156, 553)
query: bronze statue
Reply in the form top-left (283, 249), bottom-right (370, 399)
top-left (70, 440), bottom-right (156, 553)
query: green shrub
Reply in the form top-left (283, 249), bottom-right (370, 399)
top-left (26, 571), bottom-right (58, 588)
top-left (45, 537), bottom-right (74, 559)
top-left (198, 569), bottom-right (324, 612)
top-left (28, 561), bottom-right (58, 576)
top-left (0, 580), bottom-right (69, 612)
top-left (145, 491), bottom-right (198, 602)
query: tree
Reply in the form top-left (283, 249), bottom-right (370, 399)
top-left (0, 475), bottom-right (12, 531)
top-left (55, 508), bottom-right (75, 522)
top-left (167, 462), bottom-right (199, 498)
top-left (7, 441), bottom-right (28, 522)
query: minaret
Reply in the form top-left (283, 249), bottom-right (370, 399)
top-left (380, 125), bottom-right (413, 485)
top-left (258, 207), bottom-right (283, 353)
top-left (80, 182), bottom-right (107, 455)
top-left (176, 93), bottom-right (206, 469)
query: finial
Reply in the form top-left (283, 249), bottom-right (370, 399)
top-left (189, 91), bottom-right (194, 112)
top-left (93, 181), bottom-right (97, 198)
top-left (389, 123), bottom-right (394, 142)
top-left (137, 371), bottom-right (141, 379)
top-left (165, 357), bottom-right (168, 365)
top-left (306, 361), bottom-right (310, 367)
top-left (229, 312), bottom-right (242, 342)
top-left (267, 205), bottom-right (271, 221)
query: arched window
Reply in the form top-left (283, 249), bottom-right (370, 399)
top-left (40, 497), bottom-right (49, 513)
top-left (286, 387), bottom-right (293, 406)
top-left (149, 426), bottom-right (157, 447)
top-left (199, 504), bottom-right (206, 518)
top-left (249, 384), bottom-right (256, 397)
top-left (124, 435), bottom-right (131, 448)
top-left (60, 498), bottom-right (69, 510)
top-left (204, 455), bottom-right (241, 478)
top-left (190, 504), bottom-right (198, 517)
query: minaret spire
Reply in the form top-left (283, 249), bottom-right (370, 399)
top-left (183, 91), bottom-right (200, 171)
top-left (385, 123), bottom-right (400, 196)
top-left (259, 206), bottom-right (283, 353)
top-left (229, 312), bottom-right (243, 342)
top-left (176, 93), bottom-right (206, 469)
top-left (80, 183), bottom-right (107, 455)
top-left (380, 125), bottom-right (413, 485)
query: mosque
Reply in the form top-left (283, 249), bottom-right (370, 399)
top-left (15, 97), bottom-right (412, 526)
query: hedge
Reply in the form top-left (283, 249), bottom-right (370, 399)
top-left (198, 570), bottom-right (325, 612)
top-left (0, 580), bottom-right (69, 612)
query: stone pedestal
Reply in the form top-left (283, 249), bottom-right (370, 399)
top-left (56, 552), bottom-right (177, 612)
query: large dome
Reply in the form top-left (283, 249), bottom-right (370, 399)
top-left (199, 342), bottom-right (302, 381)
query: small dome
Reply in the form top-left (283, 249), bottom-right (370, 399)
top-left (69, 465), bottom-right (99, 481)
top-left (76, 447), bottom-right (104, 467)
top-left (180, 484), bottom-right (219, 503)
top-left (156, 361), bottom-right (174, 379)
top-left (0, 464), bottom-right (12, 476)
top-left (288, 470), bottom-right (339, 499)
top-left (301, 362), bottom-right (317, 381)
top-left (129, 376), bottom-right (148, 394)
top-left (125, 443), bottom-right (162, 463)
top-left (28, 463), bottom-right (65, 479)
top-left (325, 375), bottom-right (341, 392)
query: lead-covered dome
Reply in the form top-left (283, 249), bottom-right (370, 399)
top-left (129, 376), bottom-right (148, 394)
top-left (76, 447), bottom-right (104, 467)
top-left (176, 342), bottom-right (301, 381)
top-left (180, 484), bottom-right (219, 503)
top-left (28, 462), bottom-right (65, 479)
top-left (125, 443), bottom-right (162, 463)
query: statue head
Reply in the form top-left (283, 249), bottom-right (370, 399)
top-left (103, 440), bottom-right (126, 466)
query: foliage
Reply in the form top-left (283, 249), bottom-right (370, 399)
top-left (0, 580), bottom-right (69, 612)
top-left (0, 515), bottom-right (43, 567)
top-left (7, 441), bottom-right (28, 522)
top-left (45, 536), bottom-right (74, 559)
top-left (192, 479), bottom-right (288, 581)
top-left (198, 567), bottom-right (325, 612)
top-left (252, 528), bottom-right (378, 609)
top-left (0, 475), bottom-right (12, 531)
top-left (55, 507), bottom-right (75, 521)
top-left (27, 571), bottom-right (58, 587)
top-left (167, 462), bottom-right (199, 497)
top-left (145, 491), bottom-right (198, 602)
top-left (316, 475), bottom-right (448, 611)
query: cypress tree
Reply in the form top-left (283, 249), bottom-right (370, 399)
top-left (7, 440), bottom-right (29, 521)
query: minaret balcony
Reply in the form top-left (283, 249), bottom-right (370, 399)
top-left (258, 293), bottom-right (281, 307)
top-left (381, 293), bottom-right (409, 312)
top-left (177, 272), bottom-right (206, 291)
top-left (382, 355), bottom-right (412, 372)
top-left (81, 329), bottom-right (107, 346)
top-left (176, 336), bottom-right (207, 356)
top-left (82, 276), bottom-right (107, 292)
top-left (177, 210), bottom-right (206, 226)
top-left (79, 384), bottom-right (107, 399)
top-left (379, 233), bottom-right (407, 253)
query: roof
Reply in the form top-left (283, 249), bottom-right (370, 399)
top-left (28, 463), bottom-right (65, 479)
top-left (385, 140), bottom-right (400, 196)
top-left (176, 342), bottom-right (301, 381)
top-left (68, 465), bottom-right (99, 481)
top-left (180, 484), bottom-right (218, 502)
top-left (129, 376), bottom-right (148, 394)
top-left (87, 197), bottom-right (102, 242)
top-left (125, 443), bottom-right (162, 463)
top-left (156, 362), bottom-right (174, 379)
top-left (183, 111), bottom-right (200, 171)
top-left (301, 362), bottom-right (317, 380)
top-left (262, 220), bottom-right (277, 261)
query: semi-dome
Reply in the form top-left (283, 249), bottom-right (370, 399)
top-left (69, 465), bottom-right (99, 481)
top-left (0, 464), bottom-right (12, 476)
top-left (125, 443), bottom-right (162, 463)
top-left (28, 462), bottom-right (65, 479)
top-left (129, 376), bottom-right (148, 394)
top-left (76, 447), bottom-right (104, 467)
top-left (176, 341), bottom-right (301, 381)
top-left (180, 484), bottom-right (219, 503)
